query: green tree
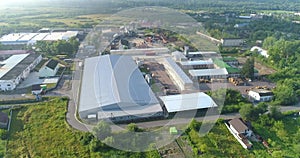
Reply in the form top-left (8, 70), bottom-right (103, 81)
top-left (127, 123), bottom-right (143, 132)
top-left (241, 57), bottom-right (254, 80)
top-left (92, 121), bottom-right (111, 140)
top-left (269, 105), bottom-right (282, 120)
top-left (189, 119), bottom-right (201, 131)
top-left (0, 129), bottom-right (8, 140)
top-left (146, 143), bottom-right (160, 158)
top-left (103, 136), bottom-right (115, 146)
top-left (263, 36), bottom-right (277, 49)
top-left (256, 102), bottom-right (268, 114)
top-left (239, 104), bottom-right (258, 121)
top-left (273, 83), bottom-right (298, 105)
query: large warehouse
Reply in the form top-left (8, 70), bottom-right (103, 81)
top-left (0, 53), bottom-right (42, 91)
top-left (79, 55), bottom-right (164, 122)
top-left (0, 31), bottom-right (78, 45)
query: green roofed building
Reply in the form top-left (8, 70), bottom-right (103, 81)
top-left (169, 127), bottom-right (178, 135)
top-left (213, 59), bottom-right (241, 77)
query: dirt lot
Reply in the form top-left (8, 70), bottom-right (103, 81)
top-left (237, 57), bottom-right (276, 75)
top-left (198, 80), bottom-right (276, 95)
top-left (144, 60), bottom-right (179, 94)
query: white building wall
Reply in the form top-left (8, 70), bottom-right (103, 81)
top-left (248, 91), bottom-right (261, 101)
top-left (0, 55), bottom-right (42, 91)
top-left (0, 80), bottom-right (16, 91)
top-left (39, 64), bottom-right (59, 78)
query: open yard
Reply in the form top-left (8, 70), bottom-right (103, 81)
top-left (237, 57), bottom-right (276, 76)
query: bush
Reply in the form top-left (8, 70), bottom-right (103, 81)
top-left (0, 129), bottom-right (8, 140)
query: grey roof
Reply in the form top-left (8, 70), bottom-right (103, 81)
top-left (79, 55), bottom-right (162, 117)
top-left (0, 53), bottom-right (41, 80)
top-left (229, 118), bottom-right (248, 134)
top-left (164, 57), bottom-right (193, 84)
top-left (46, 59), bottom-right (59, 70)
top-left (189, 68), bottom-right (228, 77)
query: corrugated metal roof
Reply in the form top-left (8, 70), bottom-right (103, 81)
top-left (0, 53), bottom-right (40, 80)
top-left (79, 55), bottom-right (162, 116)
top-left (0, 33), bottom-right (27, 42)
top-left (164, 57), bottom-right (193, 84)
top-left (160, 92), bottom-right (218, 113)
top-left (0, 54), bottom-right (29, 79)
top-left (180, 59), bottom-right (213, 66)
top-left (17, 33), bottom-right (38, 41)
top-left (189, 68), bottom-right (228, 77)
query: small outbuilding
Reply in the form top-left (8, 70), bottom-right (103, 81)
top-left (39, 59), bottom-right (60, 78)
top-left (248, 89), bottom-right (274, 102)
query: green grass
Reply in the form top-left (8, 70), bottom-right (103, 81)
top-left (5, 97), bottom-right (160, 157)
top-left (7, 98), bottom-right (90, 157)
top-left (187, 122), bottom-right (252, 157)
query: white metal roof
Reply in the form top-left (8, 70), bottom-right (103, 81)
top-left (43, 32), bottom-right (65, 41)
top-left (189, 68), bottom-right (228, 77)
top-left (160, 92), bottom-right (218, 113)
top-left (164, 57), bottom-right (193, 84)
top-left (0, 33), bottom-right (26, 42)
top-left (17, 33), bottom-right (38, 41)
top-left (0, 54), bottom-right (29, 79)
top-left (188, 51), bottom-right (218, 55)
top-left (1, 31), bottom-right (78, 44)
top-left (29, 33), bottom-right (49, 41)
top-left (79, 55), bottom-right (162, 116)
top-left (180, 59), bottom-right (213, 66)
top-left (62, 31), bottom-right (78, 40)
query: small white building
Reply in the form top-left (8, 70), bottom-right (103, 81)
top-left (0, 53), bottom-right (42, 91)
top-left (39, 59), bottom-right (60, 78)
top-left (250, 46), bottom-right (269, 58)
top-left (248, 89), bottom-right (274, 102)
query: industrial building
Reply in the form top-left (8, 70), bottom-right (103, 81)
top-left (0, 53), bottom-right (42, 91)
top-left (79, 55), bottom-right (164, 122)
top-left (158, 57), bottom-right (194, 91)
top-left (0, 31), bottom-right (78, 45)
top-left (189, 68), bottom-right (228, 80)
top-left (179, 59), bottom-right (214, 69)
top-left (159, 92), bottom-right (218, 113)
top-left (221, 38), bottom-right (245, 47)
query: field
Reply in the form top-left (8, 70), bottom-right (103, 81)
top-left (6, 98), bottom-right (91, 157)
top-left (4, 98), bottom-right (161, 158)
top-left (0, 7), bottom-right (112, 33)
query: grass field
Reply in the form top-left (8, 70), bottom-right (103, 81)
top-left (6, 98), bottom-right (91, 157)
